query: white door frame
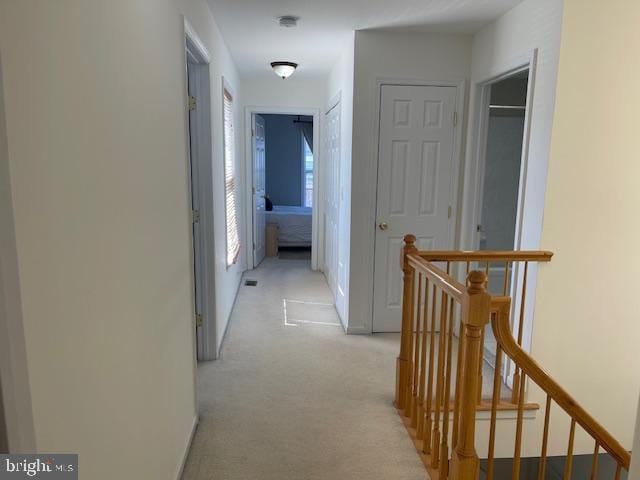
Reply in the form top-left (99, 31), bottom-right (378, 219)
top-left (243, 106), bottom-right (321, 271)
top-left (465, 50), bottom-right (538, 385)
top-left (183, 21), bottom-right (218, 362)
top-left (468, 50), bottom-right (538, 255)
top-left (0, 54), bottom-right (37, 452)
top-left (366, 77), bottom-right (467, 334)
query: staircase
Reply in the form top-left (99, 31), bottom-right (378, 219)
top-left (395, 234), bottom-right (630, 479)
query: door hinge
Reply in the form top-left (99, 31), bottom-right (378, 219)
top-left (188, 95), bottom-right (197, 111)
top-left (252, 128), bottom-right (255, 137)
top-left (192, 209), bottom-right (200, 224)
top-left (453, 111), bottom-right (458, 127)
top-left (253, 242), bottom-right (256, 250)
top-left (448, 205), bottom-right (452, 219)
top-left (195, 313), bottom-right (203, 328)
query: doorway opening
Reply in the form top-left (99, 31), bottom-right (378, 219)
top-left (246, 110), bottom-right (320, 270)
top-left (475, 69), bottom-right (530, 364)
top-left (185, 24), bottom-right (217, 361)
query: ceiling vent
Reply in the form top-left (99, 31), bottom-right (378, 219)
top-left (278, 15), bottom-right (299, 28)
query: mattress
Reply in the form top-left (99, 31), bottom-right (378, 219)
top-left (266, 205), bottom-right (312, 246)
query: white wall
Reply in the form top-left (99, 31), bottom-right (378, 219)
top-left (524, 0), bottom-right (640, 457)
top-left (0, 0), bottom-right (243, 477)
top-left (348, 30), bottom-right (472, 333)
top-left (324, 34), bottom-right (355, 324)
top-left (241, 76), bottom-right (326, 110)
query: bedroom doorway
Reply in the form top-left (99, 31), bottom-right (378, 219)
top-left (245, 108), bottom-right (320, 270)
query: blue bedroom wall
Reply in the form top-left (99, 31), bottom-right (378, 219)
top-left (262, 114), bottom-right (312, 206)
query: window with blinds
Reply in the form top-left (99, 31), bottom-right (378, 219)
top-left (223, 89), bottom-right (240, 266)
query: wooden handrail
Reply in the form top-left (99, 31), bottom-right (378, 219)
top-left (491, 299), bottom-right (631, 470)
top-left (395, 235), bottom-right (631, 480)
top-left (407, 254), bottom-right (465, 302)
top-left (418, 250), bottom-right (553, 262)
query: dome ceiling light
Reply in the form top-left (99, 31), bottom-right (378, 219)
top-left (271, 61), bottom-right (298, 80)
top-left (277, 15), bottom-right (299, 28)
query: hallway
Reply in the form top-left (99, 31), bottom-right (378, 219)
top-left (182, 258), bottom-right (425, 479)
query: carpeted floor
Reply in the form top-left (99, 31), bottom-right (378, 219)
top-left (277, 247), bottom-right (312, 260)
top-left (181, 258), bottom-right (427, 480)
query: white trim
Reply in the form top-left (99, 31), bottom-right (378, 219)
top-left (468, 50), bottom-right (538, 252)
top-left (243, 106), bottom-right (322, 271)
top-left (326, 91), bottom-right (342, 115)
top-left (174, 415), bottom-right (198, 480)
top-left (183, 20), bottom-right (218, 363)
top-left (365, 77), bottom-right (467, 334)
top-left (464, 49), bottom-right (539, 387)
top-left (184, 21), bottom-right (210, 64)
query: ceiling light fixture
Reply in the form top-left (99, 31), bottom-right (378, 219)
top-left (271, 61), bottom-right (298, 80)
top-left (277, 15), bottom-right (299, 28)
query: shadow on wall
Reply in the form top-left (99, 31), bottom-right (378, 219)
top-left (480, 454), bottom-right (628, 479)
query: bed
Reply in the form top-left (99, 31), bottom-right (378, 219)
top-left (265, 205), bottom-right (312, 247)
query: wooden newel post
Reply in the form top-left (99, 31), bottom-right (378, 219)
top-left (395, 234), bottom-right (418, 411)
top-left (450, 270), bottom-right (491, 480)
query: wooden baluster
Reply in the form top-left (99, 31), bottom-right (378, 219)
top-left (477, 330), bottom-right (485, 404)
top-left (431, 290), bottom-right (449, 468)
top-left (475, 261), bottom-right (491, 404)
top-left (451, 305), bottom-right (465, 450)
top-left (416, 278), bottom-right (430, 440)
top-left (564, 419), bottom-right (576, 479)
top-left (403, 268), bottom-right (417, 419)
top-left (614, 463), bottom-right (622, 480)
top-left (423, 283), bottom-right (438, 454)
top-left (439, 295), bottom-right (456, 478)
top-left (538, 395), bottom-right (552, 480)
top-left (411, 274), bottom-right (423, 427)
top-left (502, 261), bottom-right (510, 295)
top-left (486, 336), bottom-right (504, 480)
top-left (512, 372), bottom-right (527, 480)
top-left (516, 261), bottom-right (529, 348)
top-left (512, 261), bottom-right (529, 404)
top-left (449, 271), bottom-right (490, 480)
top-left (589, 441), bottom-right (599, 480)
top-left (396, 235), bottom-right (417, 411)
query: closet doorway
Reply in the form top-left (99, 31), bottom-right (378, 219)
top-left (476, 69), bottom-right (531, 365)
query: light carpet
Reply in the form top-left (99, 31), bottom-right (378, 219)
top-left (181, 258), bottom-right (426, 480)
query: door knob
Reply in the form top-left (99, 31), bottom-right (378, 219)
top-left (379, 221), bottom-right (389, 231)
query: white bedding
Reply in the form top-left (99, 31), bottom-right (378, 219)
top-left (266, 205), bottom-right (312, 246)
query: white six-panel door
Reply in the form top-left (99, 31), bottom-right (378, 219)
top-left (373, 85), bottom-right (458, 332)
top-left (253, 114), bottom-right (266, 266)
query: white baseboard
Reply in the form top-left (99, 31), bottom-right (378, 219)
top-left (346, 324), bottom-right (371, 335)
top-left (175, 415), bottom-right (198, 480)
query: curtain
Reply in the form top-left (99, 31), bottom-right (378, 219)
top-left (300, 122), bottom-right (313, 153)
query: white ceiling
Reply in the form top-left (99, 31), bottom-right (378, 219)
top-left (206, 0), bottom-right (524, 79)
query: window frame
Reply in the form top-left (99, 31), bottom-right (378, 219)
top-left (301, 132), bottom-right (314, 208)
top-left (222, 83), bottom-right (240, 268)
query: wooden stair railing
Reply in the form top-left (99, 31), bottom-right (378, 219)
top-left (395, 234), bottom-right (629, 479)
